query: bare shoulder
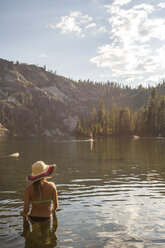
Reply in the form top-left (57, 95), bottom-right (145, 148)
top-left (45, 181), bottom-right (56, 189)
top-left (25, 183), bottom-right (33, 192)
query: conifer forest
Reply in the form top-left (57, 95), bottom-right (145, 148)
top-left (76, 88), bottom-right (165, 138)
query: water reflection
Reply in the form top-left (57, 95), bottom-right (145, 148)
top-left (0, 137), bottom-right (165, 247)
top-left (89, 139), bottom-right (93, 151)
top-left (21, 214), bottom-right (58, 248)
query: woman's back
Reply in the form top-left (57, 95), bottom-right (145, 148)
top-left (21, 161), bottom-right (58, 219)
top-left (24, 181), bottom-right (57, 217)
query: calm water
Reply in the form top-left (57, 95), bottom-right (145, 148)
top-left (0, 136), bottom-right (165, 248)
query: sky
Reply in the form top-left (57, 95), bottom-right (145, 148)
top-left (0, 0), bottom-right (165, 87)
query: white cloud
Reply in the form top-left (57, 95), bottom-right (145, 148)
top-left (46, 11), bottom-right (108, 38)
top-left (155, 45), bottom-right (165, 67)
top-left (85, 23), bottom-right (96, 29)
top-left (106, 3), bottom-right (155, 46)
top-left (39, 54), bottom-right (47, 58)
top-left (55, 11), bottom-right (83, 36)
top-left (139, 18), bottom-right (165, 42)
top-left (90, 43), bottom-right (154, 75)
top-left (47, 11), bottom-right (94, 37)
top-left (158, 2), bottom-right (165, 8)
top-left (144, 74), bottom-right (165, 86)
top-left (90, 2), bottom-right (165, 85)
top-left (95, 26), bottom-right (107, 34)
top-left (113, 0), bottom-right (132, 6)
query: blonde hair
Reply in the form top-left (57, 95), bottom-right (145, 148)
top-left (33, 178), bottom-right (45, 198)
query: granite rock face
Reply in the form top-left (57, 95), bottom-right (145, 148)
top-left (0, 58), bottom-right (159, 137)
top-left (0, 59), bottom-right (99, 136)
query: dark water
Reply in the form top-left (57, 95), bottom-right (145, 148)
top-left (0, 136), bottom-right (165, 248)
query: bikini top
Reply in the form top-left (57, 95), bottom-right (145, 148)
top-left (30, 185), bottom-right (52, 204)
top-left (30, 199), bottom-right (51, 204)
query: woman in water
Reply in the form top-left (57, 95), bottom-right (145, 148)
top-left (20, 160), bottom-right (58, 221)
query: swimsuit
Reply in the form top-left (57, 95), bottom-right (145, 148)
top-left (29, 216), bottom-right (50, 222)
top-left (30, 184), bottom-right (52, 204)
top-left (30, 199), bottom-right (51, 204)
top-left (29, 185), bottom-right (52, 222)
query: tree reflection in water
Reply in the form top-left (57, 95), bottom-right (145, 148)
top-left (21, 214), bottom-right (58, 248)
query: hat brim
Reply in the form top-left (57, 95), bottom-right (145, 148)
top-left (26, 164), bottom-right (56, 183)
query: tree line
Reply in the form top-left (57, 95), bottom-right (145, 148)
top-left (76, 88), bottom-right (165, 138)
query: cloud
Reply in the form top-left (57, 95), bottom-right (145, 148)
top-left (158, 2), bottom-right (165, 8)
top-left (113, 0), bottom-right (132, 6)
top-left (85, 23), bottom-right (96, 29)
top-left (39, 54), bottom-right (47, 58)
top-left (144, 74), bottom-right (165, 86)
top-left (90, 42), bottom-right (154, 76)
top-left (46, 11), bottom-right (107, 38)
top-left (46, 11), bottom-right (93, 37)
top-left (95, 26), bottom-right (107, 34)
top-left (55, 11), bottom-right (83, 36)
top-left (106, 3), bottom-right (156, 45)
top-left (90, 2), bottom-right (165, 85)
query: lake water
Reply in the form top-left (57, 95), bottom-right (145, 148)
top-left (0, 136), bottom-right (165, 248)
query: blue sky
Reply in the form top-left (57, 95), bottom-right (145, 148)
top-left (0, 0), bottom-right (165, 87)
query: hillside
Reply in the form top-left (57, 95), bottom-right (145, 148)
top-left (0, 58), bottom-right (165, 136)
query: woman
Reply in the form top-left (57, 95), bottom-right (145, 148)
top-left (20, 161), bottom-right (58, 221)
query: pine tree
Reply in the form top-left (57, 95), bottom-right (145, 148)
top-left (135, 107), bottom-right (147, 136)
top-left (93, 124), bottom-right (98, 137)
top-left (89, 107), bottom-right (97, 133)
top-left (98, 100), bottom-right (105, 127)
top-left (110, 104), bottom-right (119, 135)
top-left (118, 107), bottom-right (132, 136)
top-left (103, 109), bottom-right (110, 135)
top-left (157, 96), bottom-right (165, 136)
top-left (91, 107), bottom-right (97, 124)
top-left (97, 123), bottom-right (103, 136)
top-left (147, 88), bottom-right (158, 136)
top-left (76, 119), bottom-right (82, 136)
top-left (81, 116), bottom-right (86, 130)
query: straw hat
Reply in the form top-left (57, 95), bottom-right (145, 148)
top-left (26, 161), bottom-right (56, 183)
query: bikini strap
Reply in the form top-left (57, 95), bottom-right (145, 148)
top-left (30, 199), bottom-right (52, 204)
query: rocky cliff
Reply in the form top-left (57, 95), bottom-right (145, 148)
top-left (0, 59), bottom-right (101, 136)
top-left (0, 58), bottom-right (164, 137)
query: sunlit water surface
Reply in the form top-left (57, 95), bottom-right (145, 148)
top-left (0, 137), bottom-right (165, 248)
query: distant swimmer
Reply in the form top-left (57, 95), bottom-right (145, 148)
top-left (89, 132), bottom-right (94, 141)
top-left (132, 135), bottom-right (140, 140)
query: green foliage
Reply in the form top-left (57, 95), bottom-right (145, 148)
top-left (157, 96), bottom-right (165, 136)
top-left (98, 100), bottom-right (105, 126)
top-left (76, 88), bottom-right (165, 138)
top-left (146, 88), bottom-right (158, 135)
top-left (1, 58), bottom-right (165, 137)
top-left (118, 107), bottom-right (132, 136)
